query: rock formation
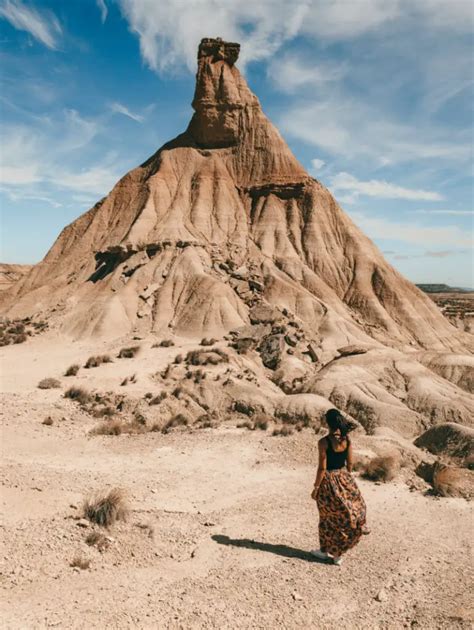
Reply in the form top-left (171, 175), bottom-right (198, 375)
top-left (1, 38), bottom-right (472, 433)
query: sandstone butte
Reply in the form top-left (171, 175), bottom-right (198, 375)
top-left (1, 38), bottom-right (473, 433)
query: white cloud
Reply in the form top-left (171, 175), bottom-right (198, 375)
top-left (349, 210), bottom-right (472, 247)
top-left (267, 53), bottom-right (346, 93)
top-left (280, 99), bottom-right (471, 166)
top-left (415, 209), bottom-right (473, 216)
top-left (110, 102), bottom-right (144, 123)
top-left (330, 172), bottom-right (443, 201)
top-left (310, 158), bottom-right (326, 172)
top-left (0, 0), bottom-right (61, 49)
top-left (116, 0), bottom-right (473, 74)
top-left (97, 0), bottom-right (108, 23)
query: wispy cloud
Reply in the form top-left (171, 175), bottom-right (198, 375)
top-left (349, 210), bottom-right (472, 247)
top-left (110, 102), bottom-right (144, 123)
top-left (267, 53), bottom-right (346, 93)
top-left (97, 0), bottom-right (108, 23)
top-left (310, 158), bottom-right (326, 173)
top-left (330, 172), bottom-right (443, 201)
top-left (415, 209), bottom-right (473, 216)
top-left (0, 0), bottom-right (61, 49)
top-left (392, 250), bottom-right (466, 260)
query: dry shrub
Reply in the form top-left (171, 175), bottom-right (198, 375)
top-left (13, 333), bottom-right (28, 344)
top-left (91, 419), bottom-right (123, 436)
top-left (162, 413), bottom-right (189, 433)
top-left (70, 555), bottom-right (90, 570)
top-left (144, 392), bottom-right (153, 399)
top-left (232, 338), bottom-right (254, 355)
top-left (118, 346), bottom-right (140, 359)
top-left (200, 338), bottom-right (217, 346)
top-left (174, 354), bottom-right (183, 364)
top-left (92, 405), bottom-right (116, 418)
top-left (38, 377), bottom-right (61, 389)
top-left (253, 414), bottom-right (270, 431)
top-left (42, 416), bottom-right (53, 426)
top-left (149, 391), bottom-right (167, 405)
top-left (65, 386), bottom-right (91, 405)
top-left (65, 364), bottom-right (80, 377)
top-left (159, 339), bottom-right (175, 347)
top-left (84, 355), bottom-right (112, 368)
top-left (85, 531), bottom-right (109, 551)
top-left (82, 487), bottom-right (128, 527)
top-left (186, 348), bottom-right (228, 366)
top-left (273, 426), bottom-right (294, 437)
top-left (361, 455), bottom-right (399, 482)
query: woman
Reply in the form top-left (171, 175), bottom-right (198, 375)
top-left (310, 408), bottom-right (367, 565)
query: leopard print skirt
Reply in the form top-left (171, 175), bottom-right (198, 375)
top-left (316, 469), bottom-right (366, 557)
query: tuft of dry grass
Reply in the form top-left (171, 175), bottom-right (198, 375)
top-left (149, 391), bottom-right (168, 405)
top-left (173, 354), bottom-right (183, 364)
top-left (200, 337), bottom-right (217, 346)
top-left (118, 346), bottom-right (140, 359)
top-left (90, 420), bottom-right (123, 436)
top-left (70, 555), bottom-right (91, 570)
top-left (64, 386), bottom-right (92, 406)
top-left (237, 420), bottom-right (254, 430)
top-left (82, 487), bottom-right (129, 527)
top-left (85, 531), bottom-right (110, 551)
top-left (42, 416), bottom-right (53, 426)
top-left (38, 377), bottom-right (61, 389)
top-left (65, 364), bottom-right (80, 377)
top-left (84, 355), bottom-right (113, 369)
top-left (186, 348), bottom-right (228, 366)
top-left (162, 413), bottom-right (189, 433)
top-left (272, 426), bottom-right (294, 437)
top-left (361, 455), bottom-right (399, 482)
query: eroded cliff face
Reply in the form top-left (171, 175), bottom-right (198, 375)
top-left (1, 38), bottom-right (470, 354)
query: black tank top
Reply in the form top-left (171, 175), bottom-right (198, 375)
top-left (326, 436), bottom-right (348, 471)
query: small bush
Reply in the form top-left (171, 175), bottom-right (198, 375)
top-left (65, 386), bottom-right (91, 406)
top-left (13, 333), bottom-right (28, 344)
top-left (237, 420), bottom-right (254, 430)
top-left (84, 355), bottom-right (113, 368)
top-left (65, 364), bottom-right (80, 377)
top-left (149, 392), bottom-right (168, 405)
top-left (70, 555), bottom-right (90, 570)
top-left (162, 414), bottom-right (189, 433)
top-left (91, 420), bottom-right (123, 436)
top-left (85, 531), bottom-right (109, 551)
top-left (160, 339), bottom-right (175, 347)
top-left (200, 338), bottom-right (217, 346)
top-left (186, 348), bottom-right (228, 366)
top-left (362, 456), bottom-right (399, 482)
top-left (92, 405), bottom-right (116, 418)
top-left (118, 346), bottom-right (140, 359)
top-left (174, 354), bottom-right (183, 364)
top-left (38, 378), bottom-right (61, 389)
top-left (144, 392), bottom-right (153, 400)
top-left (42, 416), bottom-right (53, 426)
top-left (82, 487), bottom-right (128, 527)
top-left (253, 415), bottom-right (269, 431)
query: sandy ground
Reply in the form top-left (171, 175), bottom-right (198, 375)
top-left (1, 335), bottom-right (473, 629)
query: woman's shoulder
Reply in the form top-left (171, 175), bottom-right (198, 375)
top-left (318, 435), bottom-right (329, 447)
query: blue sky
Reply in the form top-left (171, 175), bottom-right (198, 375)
top-left (0, 0), bottom-right (473, 286)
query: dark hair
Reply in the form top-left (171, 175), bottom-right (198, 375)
top-left (325, 408), bottom-right (356, 437)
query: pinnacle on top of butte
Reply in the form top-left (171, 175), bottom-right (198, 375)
top-left (1, 38), bottom-right (470, 360)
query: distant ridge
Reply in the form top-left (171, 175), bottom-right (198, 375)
top-left (417, 284), bottom-right (474, 294)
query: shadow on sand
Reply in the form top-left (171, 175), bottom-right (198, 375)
top-left (212, 535), bottom-right (330, 564)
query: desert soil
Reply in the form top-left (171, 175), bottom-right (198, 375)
top-left (1, 336), bottom-right (473, 630)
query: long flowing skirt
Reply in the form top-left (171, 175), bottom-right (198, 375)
top-left (316, 469), bottom-right (366, 557)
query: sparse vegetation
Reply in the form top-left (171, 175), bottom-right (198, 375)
top-left (82, 487), bottom-right (129, 527)
top-left (361, 455), bottom-right (399, 482)
top-left (85, 531), bottom-right (109, 551)
top-left (162, 414), bottom-right (189, 433)
top-left (64, 386), bottom-right (92, 406)
top-left (174, 354), bottom-right (183, 364)
top-left (42, 416), bottom-right (53, 426)
top-left (152, 339), bottom-right (175, 348)
top-left (272, 426), bottom-right (294, 437)
top-left (185, 348), bottom-right (228, 366)
top-left (0, 317), bottom-right (47, 345)
top-left (149, 391), bottom-right (168, 405)
top-left (121, 374), bottom-right (137, 386)
top-left (118, 346), bottom-right (140, 359)
top-left (38, 377), bottom-right (61, 389)
top-left (90, 419), bottom-right (123, 436)
top-left (84, 354), bottom-right (112, 368)
top-left (65, 364), bottom-right (80, 377)
top-left (200, 337), bottom-right (217, 346)
top-left (70, 555), bottom-right (91, 570)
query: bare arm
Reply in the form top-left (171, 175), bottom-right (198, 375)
top-left (347, 439), bottom-right (353, 473)
top-left (311, 439), bottom-right (327, 500)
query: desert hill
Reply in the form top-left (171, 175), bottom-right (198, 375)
top-left (0, 263), bottom-right (32, 292)
top-left (1, 38), bottom-right (472, 432)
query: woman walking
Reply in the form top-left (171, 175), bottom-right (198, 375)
top-left (311, 409), bottom-right (367, 565)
